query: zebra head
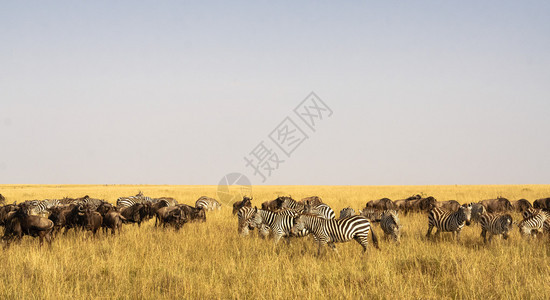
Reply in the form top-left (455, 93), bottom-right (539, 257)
top-left (250, 207), bottom-right (263, 228)
top-left (460, 203), bottom-right (473, 226)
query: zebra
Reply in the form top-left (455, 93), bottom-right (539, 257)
top-left (479, 213), bottom-right (513, 243)
top-left (426, 203), bottom-right (472, 241)
top-left (21, 199), bottom-right (60, 216)
top-left (380, 210), bottom-right (401, 243)
top-left (195, 196), bottom-right (221, 211)
top-left (249, 208), bottom-right (309, 244)
top-left (339, 207), bottom-right (356, 219)
top-left (518, 208), bottom-right (548, 238)
top-left (76, 196), bottom-right (105, 210)
top-left (307, 203), bottom-right (335, 219)
top-left (116, 192), bottom-right (153, 210)
top-left (290, 214), bottom-right (379, 255)
top-left (280, 197), bottom-right (306, 210)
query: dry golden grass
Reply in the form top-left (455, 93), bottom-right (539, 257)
top-left (1, 184), bottom-right (550, 299)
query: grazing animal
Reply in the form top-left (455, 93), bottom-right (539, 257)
top-left (233, 196), bottom-right (252, 215)
top-left (178, 204), bottom-right (207, 222)
top-left (426, 204), bottom-right (473, 241)
top-left (83, 208), bottom-right (103, 236)
top-left (20, 199), bottom-right (60, 216)
top-left (306, 203), bottom-right (335, 219)
top-left (380, 210), bottom-right (401, 243)
top-left (533, 198), bottom-right (550, 210)
top-left (0, 203), bottom-right (18, 226)
top-left (102, 210), bottom-right (126, 235)
top-left (290, 214), bottom-right (379, 255)
top-left (518, 208), bottom-right (548, 238)
top-left (195, 196), bottom-right (221, 211)
top-left (116, 192), bottom-right (153, 210)
top-left (120, 203), bottom-right (149, 226)
top-left (479, 213), bottom-right (513, 243)
top-left (3, 206), bottom-right (54, 246)
top-left (339, 207), bottom-right (356, 219)
top-left (359, 208), bottom-right (383, 223)
top-left (510, 199), bottom-right (533, 213)
top-left (261, 196), bottom-right (287, 211)
top-left (470, 202), bottom-right (486, 223)
top-left (301, 196), bottom-right (323, 207)
top-left (479, 197), bottom-right (513, 213)
top-left (366, 198), bottom-right (396, 211)
top-left (236, 206), bottom-right (271, 238)
top-left (434, 200), bottom-right (460, 212)
top-left (250, 208), bottom-right (309, 244)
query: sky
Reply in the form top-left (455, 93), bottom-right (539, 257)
top-left (1, 1), bottom-right (549, 185)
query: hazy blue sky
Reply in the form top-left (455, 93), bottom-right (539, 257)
top-left (1, 1), bottom-right (549, 185)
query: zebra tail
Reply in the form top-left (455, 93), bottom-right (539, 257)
top-left (371, 227), bottom-right (380, 250)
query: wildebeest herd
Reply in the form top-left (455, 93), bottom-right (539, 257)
top-left (1, 192), bottom-right (549, 254)
top-left (0, 192), bottom-right (217, 247)
top-left (235, 195), bottom-right (550, 255)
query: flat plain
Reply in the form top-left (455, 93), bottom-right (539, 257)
top-left (1, 184), bottom-right (549, 299)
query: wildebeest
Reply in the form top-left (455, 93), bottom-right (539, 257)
top-left (48, 205), bottom-right (73, 236)
top-left (301, 196), bottom-right (323, 207)
top-left (102, 210), bottom-right (126, 235)
top-left (479, 197), bottom-right (513, 213)
top-left (533, 198), bottom-right (550, 210)
top-left (261, 196), bottom-right (287, 211)
top-left (120, 203), bottom-right (150, 227)
top-left (366, 198), bottom-right (396, 211)
top-left (233, 196), bottom-right (252, 215)
top-left (470, 202), bottom-right (486, 223)
top-left (433, 200), bottom-right (460, 212)
top-left (179, 204), bottom-right (206, 222)
top-left (0, 203), bottom-right (18, 226)
top-left (3, 204), bottom-right (54, 246)
top-left (83, 208), bottom-right (103, 236)
top-left (511, 199), bottom-right (533, 213)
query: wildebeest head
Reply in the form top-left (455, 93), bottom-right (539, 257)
top-left (460, 203), bottom-right (473, 226)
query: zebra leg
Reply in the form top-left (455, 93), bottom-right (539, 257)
top-left (434, 228), bottom-right (441, 240)
top-left (426, 225), bottom-right (434, 239)
top-left (455, 229), bottom-right (461, 242)
top-left (481, 229), bottom-right (487, 243)
top-left (354, 236), bottom-right (368, 252)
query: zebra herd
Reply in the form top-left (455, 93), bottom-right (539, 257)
top-left (235, 195), bottom-right (550, 255)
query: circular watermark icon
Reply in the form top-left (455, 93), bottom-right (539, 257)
top-left (217, 172), bottom-right (252, 206)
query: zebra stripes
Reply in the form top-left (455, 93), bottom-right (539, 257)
top-left (518, 208), bottom-right (548, 238)
top-left (195, 196), bottom-right (221, 211)
top-left (250, 208), bottom-right (309, 244)
top-left (307, 203), bottom-right (335, 219)
top-left (290, 214), bottom-right (379, 255)
top-left (380, 210), bottom-right (400, 243)
top-left (426, 204), bottom-right (472, 241)
top-left (479, 213), bottom-right (513, 243)
top-left (116, 192), bottom-right (153, 210)
top-left (22, 199), bottom-right (60, 216)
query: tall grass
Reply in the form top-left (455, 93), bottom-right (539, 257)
top-left (0, 184), bottom-right (549, 299)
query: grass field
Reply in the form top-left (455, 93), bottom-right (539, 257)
top-left (1, 184), bottom-right (550, 299)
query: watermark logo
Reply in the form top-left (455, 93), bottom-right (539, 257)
top-left (217, 92), bottom-right (333, 204)
top-left (216, 172), bottom-right (252, 206)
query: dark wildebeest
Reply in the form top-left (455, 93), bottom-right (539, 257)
top-left (302, 196), bottom-right (323, 207)
top-left (63, 203), bottom-right (88, 234)
top-left (0, 203), bottom-right (18, 226)
top-left (120, 203), bottom-right (148, 226)
top-left (511, 199), bottom-right (533, 213)
top-left (480, 197), bottom-right (513, 213)
top-left (151, 201), bottom-right (170, 226)
top-left (96, 202), bottom-right (126, 235)
top-left (394, 195), bottom-right (421, 214)
top-left (406, 196), bottom-right (437, 214)
top-left (83, 208), bottom-right (103, 236)
top-left (261, 196), bottom-right (287, 211)
top-left (179, 204), bottom-right (206, 222)
top-left (366, 198), bottom-right (396, 211)
top-left (471, 202), bottom-right (486, 223)
top-left (233, 196), bottom-right (252, 215)
top-left (48, 205), bottom-right (73, 236)
top-left (156, 206), bottom-right (181, 227)
top-left (162, 207), bottom-right (188, 230)
top-left (533, 198), bottom-right (550, 210)
top-left (0, 194), bottom-right (5, 205)
top-left (3, 204), bottom-right (54, 246)
top-left (433, 200), bottom-right (460, 212)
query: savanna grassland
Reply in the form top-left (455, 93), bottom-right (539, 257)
top-left (1, 184), bottom-right (550, 299)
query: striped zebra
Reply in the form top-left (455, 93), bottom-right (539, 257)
top-left (290, 214), bottom-right (379, 255)
top-left (380, 210), bottom-right (401, 243)
top-left (307, 203), bottom-right (335, 219)
top-left (77, 196), bottom-right (104, 210)
top-left (518, 208), bottom-right (548, 238)
top-left (116, 192), bottom-right (153, 210)
top-left (339, 207), bottom-right (356, 219)
top-left (22, 199), bottom-right (60, 216)
top-left (426, 204), bottom-right (472, 241)
top-left (195, 196), bottom-right (221, 211)
top-left (479, 213), bottom-right (513, 243)
top-left (236, 206), bottom-right (271, 238)
top-left (280, 197), bottom-right (306, 210)
top-left (250, 208), bottom-right (309, 244)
